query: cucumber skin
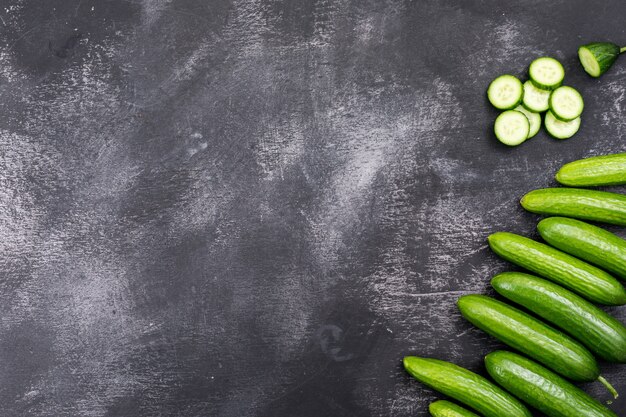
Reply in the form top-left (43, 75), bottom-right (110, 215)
top-left (429, 400), bottom-right (480, 417)
top-left (521, 188), bottom-right (626, 226)
top-left (457, 294), bottom-right (600, 381)
top-left (492, 272), bottom-right (626, 363)
top-left (579, 43), bottom-right (621, 78)
top-left (538, 217), bottom-right (626, 281)
top-left (485, 351), bottom-right (618, 417)
top-left (403, 356), bottom-right (531, 417)
top-left (488, 232), bottom-right (626, 305)
top-left (556, 153), bottom-right (626, 186)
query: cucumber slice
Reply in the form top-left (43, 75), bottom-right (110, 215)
top-left (578, 42), bottom-right (624, 78)
top-left (522, 80), bottom-right (550, 112)
top-left (549, 86), bottom-right (584, 121)
top-left (529, 57), bottom-right (565, 90)
top-left (545, 111), bottom-right (580, 140)
top-left (487, 75), bottom-right (523, 110)
top-left (494, 110), bottom-right (530, 146)
top-left (515, 106), bottom-right (541, 139)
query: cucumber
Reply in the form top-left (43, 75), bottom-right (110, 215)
top-left (457, 294), bottom-right (600, 382)
top-left (488, 232), bottom-right (626, 305)
top-left (521, 188), bottom-right (626, 226)
top-left (494, 110), bottom-right (529, 146)
top-left (492, 271), bottom-right (626, 363)
top-left (485, 351), bottom-right (618, 417)
top-left (403, 356), bottom-right (531, 417)
top-left (487, 75), bottom-right (523, 110)
top-left (538, 217), bottom-right (626, 281)
top-left (549, 86), bottom-right (584, 121)
top-left (429, 401), bottom-right (480, 417)
top-left (514, 106), bottom-right (541, 138)
top-left (578, 42), bottom-right (625, 78)
top-left (522, 80), bottom-right (551, 112)
top-left (529, 57), bottom-right (564, 90)
top-left (556, 153), bottom-right (626, 186)
top-left (545, 110), bottom-right (580, 139)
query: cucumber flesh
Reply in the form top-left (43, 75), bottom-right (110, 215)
top-left (514, 106), bottom-right (541, 138)
top-left (545, 110), bottom-right (580, 139)
top-left (487, 75), bottom-right (523, 110)
top-left (429, 401), bottom-right (480, 417)
top-left (556, 153), bottom-right (626, 187)
top-left (403, 356), bottom-right (532, 417)
top-left (578, 42), bottom-right (623, 77)
top-left (494, 110), bottom-right (529, 146)
top-left (485, 351), bottom-right (618, 417)
top-left (549, 86), bottom-right (584, 121)
top-left (529, 57), bottom-right (564, 90)
top-left (522, 80), bottom-right (551, 112)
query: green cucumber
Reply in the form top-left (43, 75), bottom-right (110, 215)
top-left (487, 232), bottom-right (626, 305)
top-left (521, 188), bottom-right (626, 226)
top-left (485, 351), bottom-right (618, 417)
top-left (494, 110), bottom-right (529, 146)
top-left (457, 295), bottom-right (600, 382)
top-left (492, 272), bottom-right (626, 363)
top-left (403, 356), bottom-right (531, 417)
top-left (429, 400), bottom-right (480, 417)
top-left (545, 110), bottom-right (580, 139)
top-left (514, 106), bottom-right (541, 138)
top-left (556, 153), bottom-right (626, 186)
top-left (529, 57), bottom-right (564, 90)
top-left (549, 86), bottom-right (584, 121)
top-left (578, 42), bottom-right (625, 78)
top-left (487, 75), bottom-right (524, 110)
top-left (522, 80), bottom-right (551, 112)
top-left (538, 217), bottom-right (626, 281)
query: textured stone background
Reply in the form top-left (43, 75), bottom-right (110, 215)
top-left (0, 0), bottom-right (625, 416)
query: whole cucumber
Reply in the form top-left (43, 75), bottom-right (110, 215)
top-left (457, 294), bottom-right (600, 382)
top-left (488, 232), bottom-right (626, 305)
top-left (556, 153), bottom-right (626, 186)
top-left (485, 351), bottom-right (618, 417)
top-left (492, 272), bottom-right (626, 363)
top-left (538, 217), bottom-right (626, 281)
top-left (520, 188), bottom-right (626, 226)
top-left (429, 400), bottom-right (480, 417)
top-left (403, 356), bottom-right (531, 417)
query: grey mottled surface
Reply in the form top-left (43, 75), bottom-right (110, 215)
top-left (1, 0), bottom-right (625, 416)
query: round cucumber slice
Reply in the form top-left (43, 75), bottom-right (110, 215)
top-left (515, 106), bottom-right (541, 139)
top-left (529, 57), bottom-right (565, 90)
top-left (578, 43), bottom-right (623, 78)
top-left (549, 86), bottom-right (584, 121)
top-left (494, 110), bottom-right (530, 146)
top-left (487, 75), bottom-right (523, 110)
top-left (545, 111), bottom-right (580, 140)
top-left (522, 80), bottom-right (550, 112)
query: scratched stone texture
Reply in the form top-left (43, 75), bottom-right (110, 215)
top-left (0, 0), bottom-right (625, 416)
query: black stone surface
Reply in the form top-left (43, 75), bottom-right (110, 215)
top-left (1, 1), bottom-right (625, 416)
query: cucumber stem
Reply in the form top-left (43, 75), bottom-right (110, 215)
top-left (621, 46), bottom-right (626, 53)
top-left (598, 375), bottom-right (619, 399)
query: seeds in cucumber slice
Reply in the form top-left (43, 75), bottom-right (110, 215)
top-left (515, 106), bottom-right (541, 139)
top-left (549, 86), bottom-right (584, 121)
top-left (545, 111), bottom-right (580, 140)
top-left (487, 75), bottom-right (523, 110)
top-left (529, 57), bottom-right (565, 90)
top-left (522, 80), bottom-right (550, 112)
top-left (578, 42), bottom-right (624, 78)
top-left (494, 110), bottom-right (530, 146)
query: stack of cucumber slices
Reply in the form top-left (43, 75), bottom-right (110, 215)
top-left (488, 57), bottom-right (584, 146)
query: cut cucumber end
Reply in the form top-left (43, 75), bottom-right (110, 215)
top-left (598, 376), bottom-right (619, 399)
top-left (529, 57), bottom-right (565, 90)
top-left (488, 75), bottom-right (524, 110)
top-left (578, 47), bottom-right (601, 77)
top-left (494, 110), bottom-right (530, 146)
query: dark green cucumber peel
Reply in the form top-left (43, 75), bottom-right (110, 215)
top-left (556, 153), bottom-right (626, 187)
top-left (403, 356), bottom-right (531, 417)
top-left (429, 400), bottom-right (480, 417)
top-left (492, 272), bottom-right (626, 363)
top-left (521, 188), bottom-right (626, 226)
top-left (488, 232), bottom-right (626, 305)
top-left (578, 42), bottom-right (626, 78)
top-left (538, 217), bottom-right (626, 281)
top-left (485, 351), bottom-right (618, 417)
top-left (457, 295), bottom-right (601, 382)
